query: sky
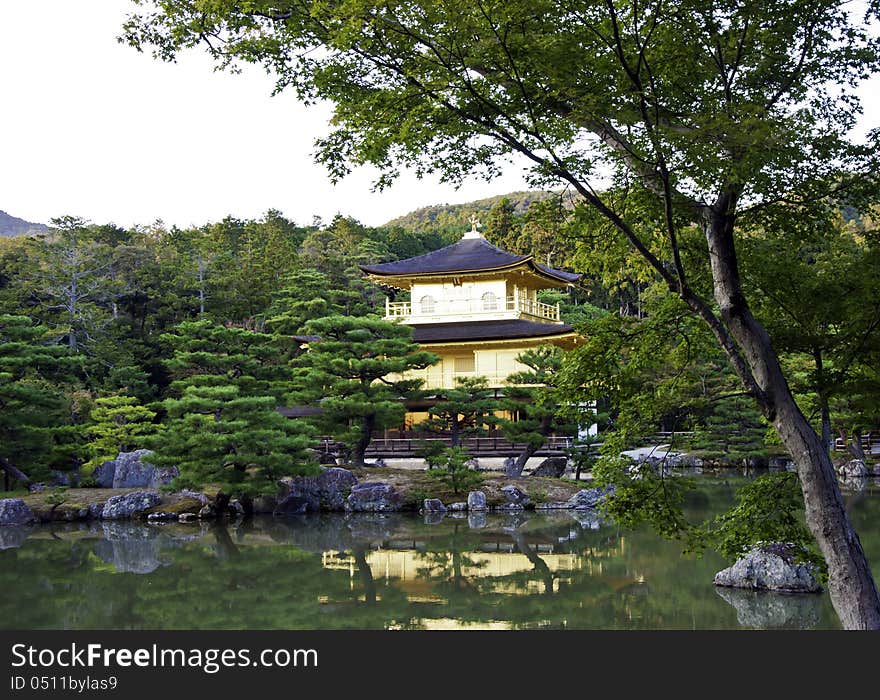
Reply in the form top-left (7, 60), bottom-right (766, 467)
top-left (0, 1), bottom-right (532, 230)
top-left (0, 2), bottom-right (877, 231)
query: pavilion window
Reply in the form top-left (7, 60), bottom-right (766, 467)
top-left (420, 295), bottom-right (436, 314)
top-left (481, 291), bottom-right (498, 311)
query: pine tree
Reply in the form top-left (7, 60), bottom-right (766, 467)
top-left (155, 320), bottom-right (317, 495)
top-left (292, 315), bottom-right (439, 467)
top-left (82, 395), bottom-right (159, 472)
top-left (157, 382), bottom-right (316, 496)
top-left (483, 198), bottom-right (522, 253)
top-left (426, 376), bottom-right (500, 447)
top-left (498, 345), bottom-right (575, 477)
top-left (0, 315), bottom-right (80, 485)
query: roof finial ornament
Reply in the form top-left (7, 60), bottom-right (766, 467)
top-left (464, 214), bottom-right (483, 239)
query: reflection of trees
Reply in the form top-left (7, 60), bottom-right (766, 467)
top-left (510, 531), bottom-right (555, 597)
top-left (3, 496), bottom-right (874, 629)
top-left (415, 522), bottom-right (487, 594)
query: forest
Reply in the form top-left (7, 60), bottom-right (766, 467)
top-left (2, 193), bottom-right (878, 497)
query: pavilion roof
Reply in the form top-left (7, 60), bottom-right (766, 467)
top-left (412, 319), bottom-right (577, 344)
top-left (359, 236), bottom-right (581, 285)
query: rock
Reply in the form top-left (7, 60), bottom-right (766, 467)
top-left (531, 457), bottom-right (568, 478)
top-left (713, 542), bottom-right (822, 593)
top-left (112, 450), bottom-right (173, 489)
top-left (198, 504), bottom-right (218, 519)
top-left (252, 495), bottom-right (278, 514)
top-left (274, 494), bottom-right (314, 515)
top-left (501, 485), bottom-right (530, 507)
top-left (88, 503), bottom-right (104, 519)
top-left (344, 482), bottom-right (402, 513)
top-left (178, 489), bottom-right (210, 506)
top-left (147, 512), bottom-right (178, 522)
top-left (449, 502), bottom-right (467, 512)
top-left (502, 457), bottom-right (518, 477)
top-left (149, 466), bottom-right (179, 489)
top-left (839, 459), bottom-right (869, 478)
top-left (178, 513), bottom-right (198, 523)
top-left (316, 451), bottom-right (337, 466)
top-left (714, 587), bottom-right (821, 629)
top-left (50, 470), bottom-right (78, 487)
top-left (229, 499), bottom-right (246, 517)
top-left (567, 485), bottom-right (615, 510)
top-left (467, 491), bottom-right (487, 511)
top-left (92, 460), bottom-right (117, 488)
top-left (497, 503), bottom-right (524, 512)
top-left (278, 467), bottom-right (358, 514)
top-left (423, 498), bottom-right (447, 512)
top-left (101, 491), bottom-right (162, 520)
top-left (0, 499), bottom-right (36, 526)
top-left (535, 501), bottom-right (572, 510)
top-left (28, 483), bottom-right (47, 493)
top-left (467, 512), bottom-right (487, 529)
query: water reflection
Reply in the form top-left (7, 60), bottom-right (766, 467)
top-left (1, 482), bottom-right (878, 630)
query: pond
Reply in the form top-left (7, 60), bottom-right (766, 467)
top-left (1, 478), bottom-right (879, 630)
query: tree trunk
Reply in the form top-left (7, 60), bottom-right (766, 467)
top-left (814, 350), bottom-right (833, 455)
top-left (351, 414), bottom-right (375, 468)
top-left (705, 215), bottom-right (880, 629)
top-left (506, 442), bottom-right (539, 478)
top-left (450, 420), bottom-right (461, 448)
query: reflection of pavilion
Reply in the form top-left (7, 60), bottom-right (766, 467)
top-left (319, 536), bottom-right (628, 601)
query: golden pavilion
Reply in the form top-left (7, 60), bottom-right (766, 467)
top-left (360, 217), bottom-right (582, 427)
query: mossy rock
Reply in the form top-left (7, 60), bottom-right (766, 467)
top-left (142, 497), bottom-right (203, 517)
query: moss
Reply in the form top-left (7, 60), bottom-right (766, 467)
top-left (143, 498), bottom-right (203, 516)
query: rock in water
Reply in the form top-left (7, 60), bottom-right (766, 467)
top-left (344, 482), bottom-right (402, 512)
top-left (467, 491), bottom-right (487, 511)
top-left (423, 498), bottom-right (447, 512)
top-left (0, 499), bottom-right (36, 526)
top-left (277, 467), bottom-right (358, 514)
top-left (531, 457), bottom-right (568, 478)
top-left (101, 491), bottom-right (162, 520)
top-left (567, 485), bottom-right (615, 510)
top-left (713, 542), bottom-right (822, 593)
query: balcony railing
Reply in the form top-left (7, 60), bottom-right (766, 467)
top-left (385, 296), bottom-right (560, 322)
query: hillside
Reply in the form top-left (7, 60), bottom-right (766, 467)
top-left (382, 190), bottom-right (557, 234)
top-left (0, 210), bottom-right (48, 237)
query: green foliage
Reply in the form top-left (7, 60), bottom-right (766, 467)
top-left (292, 315), bottom-right (439, 467)
top-left (43, 487), bottom-right (69, 511)
top-left (426, 376), bottom-right (500, 447)
top-left (592, 454), bottom-right (697, 541)
top-left (156, 320), bottom-right (317, 495)
top-left (0, 314), bottom-right (80, 481)
top-left (415, 440), bottom-right (447, 469)
top-left (687, 473), bottom-right (822, 571)
top-left (81, 395), bottom-right (159, 472)
top-left (426, 447), bottom-right (484, 495)
top-left (155, 384), bottom-right (317, 497)
top-left (497, 345), bottom-right (575, 474)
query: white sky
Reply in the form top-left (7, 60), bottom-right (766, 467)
top-left (0, 2), bottom-right (877, 231)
